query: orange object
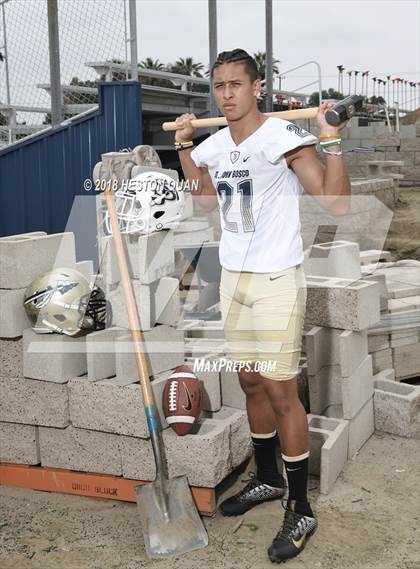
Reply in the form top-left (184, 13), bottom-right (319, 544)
top-left (0, 462), bottom-right (216, 515)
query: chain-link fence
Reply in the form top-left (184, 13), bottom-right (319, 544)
top-left (0, 0), bottom-right (129, 147)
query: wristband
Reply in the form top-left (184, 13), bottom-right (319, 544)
top-left (322, 148), bottom-right (343, 156)
top-left (319, 133), bottom-right (341, 139)
top-left (175, 143), bottom-right (194, 151)
top-left (319, 139), bottom-right (341, 148)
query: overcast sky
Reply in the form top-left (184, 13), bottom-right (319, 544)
top-left (136, 0), bottom-right (419, 98)
top-left (0, 0), bottom-right (418, 118)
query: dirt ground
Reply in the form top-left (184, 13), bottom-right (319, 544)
top-left (1, 433), bottom-right (419, 569)
top-left (384, 187), bottom-right (420, 261)
top-left (1, 186), bottom-right (419, 569)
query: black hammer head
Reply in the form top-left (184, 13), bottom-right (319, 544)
top-left (325, 95), bottom-right (364, 126)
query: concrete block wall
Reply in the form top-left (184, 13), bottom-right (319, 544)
top-left (336, 121), bottom-right (420, 185)
top-left (363, 260), bottom-right (420, 380)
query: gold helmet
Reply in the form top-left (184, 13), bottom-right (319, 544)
top-left (23, 268), bottom-right (110, 336)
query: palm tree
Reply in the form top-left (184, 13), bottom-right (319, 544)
top-left (253, 51), bottom-right (280, 82)
top-left (138, 57), bottom-right (171, 87)
top-left (139, 57), bottom-right (166, 71)
top-left (169, 57), bottom-right (205, 78)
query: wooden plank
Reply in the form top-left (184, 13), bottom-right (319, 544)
top-left (0, 463), bottom-right (216, 515)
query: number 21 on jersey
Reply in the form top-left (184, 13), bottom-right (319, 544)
top-left (216, 180), bottom-right (255, 233)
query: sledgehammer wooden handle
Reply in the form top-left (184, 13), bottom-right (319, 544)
top-left (161, 107), bottom-right (319, 131)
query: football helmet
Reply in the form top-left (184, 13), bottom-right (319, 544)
top-left (23, 268), bottom-right (110, 336)
top-left (103, 171), bottom-right (184, 235)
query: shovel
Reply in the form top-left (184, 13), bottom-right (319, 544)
top-left (103, 170), bottom-right (208, 559)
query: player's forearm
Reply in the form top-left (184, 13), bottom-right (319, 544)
top-left (322, 153), bottom-right (351, 215)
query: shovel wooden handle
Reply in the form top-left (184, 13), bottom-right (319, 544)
top-left (161, 107), bottom-right (319, 131)
top-left (104, 184), bottom-right (156, 412)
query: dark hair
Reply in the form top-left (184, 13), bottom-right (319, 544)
top-left (211, 49), bottom-right (258, 81)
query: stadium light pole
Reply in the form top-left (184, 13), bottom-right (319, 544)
top-left (47, 0), bottom-right (62, 125)
top-left (208, 0), bottom-right (218, 133)
top-left (129, 0), bottom-right (138, 81)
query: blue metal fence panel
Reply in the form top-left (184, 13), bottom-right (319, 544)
top-left (0, 82), bottom-right (142, 245)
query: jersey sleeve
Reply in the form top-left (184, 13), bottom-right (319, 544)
top-left (262, 119), bottom-right (318, 164)
top-left (190, 139), bottom-right (213, 168)
top-left (190, 145), bottom-right (205, 168)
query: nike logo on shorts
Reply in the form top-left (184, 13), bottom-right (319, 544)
top-left (269, 275), bottom-right (285, 281)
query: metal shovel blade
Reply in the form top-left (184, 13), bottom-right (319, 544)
top-left (135, 474), bottom-right (208, 559)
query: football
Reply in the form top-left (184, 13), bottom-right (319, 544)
top-left (162, 364), bottom-right (202, 436)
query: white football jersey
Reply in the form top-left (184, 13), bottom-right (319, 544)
top-left (190, 117), bottom-right (318, 272)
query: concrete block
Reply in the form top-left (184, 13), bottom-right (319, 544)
top-left (220, 363), bottom-right (246, 410)
top-left (174, 226), bottom-right (214, 248)
top-left (182, 320), bottom-right (225, 339)
top-left (75, 260), bottom-right (94, 280)
top-left (0, 422), bottom-right (40, 464)
top-left (186, 355), bottom-right (222, 412)
top-left (309, 355), bottom-right (373, 419)
top-left (362, 273), bottom-right (388, 311)
top-left (23, 328), bottom-right (87, 383)
top-left (387, 282), bottom-right (420, 299)
top-left (368, 333), bottom-right (389, 352)
top-left (374, 374), bottom-right (420, 438)
top-left (306, 326), bottom-right (368, 376)
top-left (392, 343), bottom-right (420, 380)
top-left (115, 325), bottom-right (185, 381)
top-left (371, 348), bottom-right (393, 374)
top-left (108, 280), bottom-right (155, 331)
top-left (390, 334), bottom-right (418, 348)
top-left (324, 396), bottom-right (374, 459)
top-left (102, 231), bottom-right (175, 286)
top-left (86, 327), bottom-right (127, 380)
top-left (0, 232), bottom-right (76, 289)
top-left (0, 337), bottom-right (23, 377)
top-left (360, 249), bottom-right (392, 265)
top-left (309, 240), bottom-right (361, 280)
top-left (39, 425), bottom-right (122, 476)
top-left (0, 288), bottom-right (29, 338)
top-left (0, 375), bottom-right (69, 427)
top-left (203, 406), bottom-right (252, 469)
top-left (119, 434), bottom-right (156, 480)
top-left (69, 376), bottom-right (151, 437)
top-left (308, 414), bottom-right (349, 495)
top-left (154, 276), bottom-right (181, 326)
top-left (184, 338), bottom-right (227, 357)
top-left (305, 277), bottom-right (381, 331)
top-left (163, 419), bottom-right (231, 487)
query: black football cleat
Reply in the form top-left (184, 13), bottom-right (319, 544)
top-left (219, 472), bottom-right (286, 517)
top-left (267, 499), bottom-right (317, 563)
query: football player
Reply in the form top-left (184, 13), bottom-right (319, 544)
top-left (175, 48), bottom-right (350, 564)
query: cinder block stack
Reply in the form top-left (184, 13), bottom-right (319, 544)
top-left (0, 231), bottom-right (78, 465)
top-left (362, 259), bottom-right (420, 380)
top-left (0, 221), bottom-right (252, 490)
top-left (302, 240), bottom-right (380, 492)
top-left (302, 241), bottom-right (420, 492)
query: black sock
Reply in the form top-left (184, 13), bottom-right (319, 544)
top-left (282, 453), bottom-right (312, 514)
top-left (251, 432), bottom-right (284, 487)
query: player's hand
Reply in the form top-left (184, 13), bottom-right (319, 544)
top-left (174, 113), bottom-right (197, 143)
top-left (316, 102), bottom-right (349, 136)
